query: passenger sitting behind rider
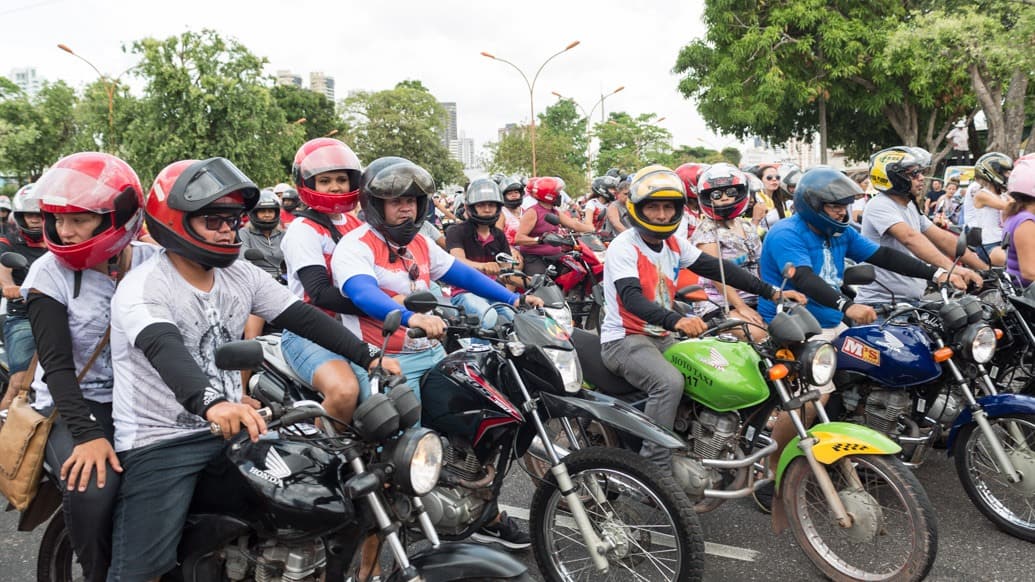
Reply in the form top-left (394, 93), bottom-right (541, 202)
top-left (106, 157), bottom-right (398, 581)
top-left (599, 165), bottom-right (805, 471)
top-left (513, 176), bottom-right (594, 276)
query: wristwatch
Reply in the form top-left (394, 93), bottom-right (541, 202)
top-left (932, 267), bottom-right (948, 282)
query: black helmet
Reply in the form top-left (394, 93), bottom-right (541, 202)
top-left (975, 152), bottom-right (1013, 192)
top-left (359, 157), bottom-right (434, 246)
top-left (591, 175), bottom-right (620, 201)
top-left (464, 178), bottom-right (503, 225)
top-left (500, 175), bottom-right (524, 208)
top-left (249, 189), bottom-right (281, 231)
top-left (794, 166), bottom-right (861, 238)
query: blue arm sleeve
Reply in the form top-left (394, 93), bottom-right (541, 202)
top-left (342, 275), bottom-right (416, 326)
top-left (442, 261), bottom-right (520, 305)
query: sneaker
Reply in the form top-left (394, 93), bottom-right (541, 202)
top-left (753, 481), bottom-right (774, 514)
top-left (470, 511), bottom-right (531, 551)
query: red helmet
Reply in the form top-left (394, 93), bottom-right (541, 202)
top-left (526, 176), bottom-right (565, 204)
top-left (291, 138), bottom-right (362, 214)
top-left (32, 152), bottom-right (144, 271)
top-left (697, 163), bottom-right (751, 221)
top-left (146, 158), bottom-right (259, 269)
top-left (675, 163), bottom-right (709, 200)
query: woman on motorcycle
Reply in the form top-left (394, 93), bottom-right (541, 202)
top-left (674, 163), bottom-right (707, 240)
top-left (514, 176), bottom-right (594, 276)
top-left (690, 163), bottom-right (768, 341)
top-left (1004, 154), bottom-right (1035, 288)
top-left (970, 151), bottom-right (1014, 263)
top-left (22, 152), bottom-right (157, 582)
top-left (582, 175), bottom-right (618, 231)
top-left (495, 175), bottom-right (525, 245)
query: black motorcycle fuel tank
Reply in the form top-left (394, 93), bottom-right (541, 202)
top-left (420, 347), bottom-right (524, 461)
top-left (191, 434), bottom-right (354, 539)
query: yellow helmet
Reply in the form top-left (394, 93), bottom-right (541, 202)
top-left (626, 165), bottom-right (686, 239)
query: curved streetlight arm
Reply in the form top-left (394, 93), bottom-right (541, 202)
top-left (531, 41), bottom-right (579, 92)
top-left (482, 54), bottom-right (532, 93)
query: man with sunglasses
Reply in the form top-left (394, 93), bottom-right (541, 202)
top-left (855, 146), bottom-right (985, 308)
top-left (106, 158), bottom-right (399, 580)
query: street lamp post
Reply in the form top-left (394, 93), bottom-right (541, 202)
top-left (58, 43), bottom-right (126, 153)
top-left (553, 86), bottom-right (625, 178)
top-left (481, 41), bottom-right (580, 175)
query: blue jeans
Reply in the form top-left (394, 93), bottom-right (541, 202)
top-left (349, 344), bottom-right (446, 403)
top-left (280, 329), bottom-right (372, 397)
top-left (3, 314), bottom-right (34, 373)
top-left (450, 292), bottom-right (514, 333)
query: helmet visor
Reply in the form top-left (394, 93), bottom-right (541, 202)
top-left (32, 167), bottom-right (123, 214)
top-left (366, 163), bottom-right (436, 199)
top-left (298, 145), bottom-right (360, 180)
top-left (171, 158), bottom-right (258, 212)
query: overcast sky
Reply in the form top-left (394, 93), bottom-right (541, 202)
top-left (2, 0), bottom-right (745, 161)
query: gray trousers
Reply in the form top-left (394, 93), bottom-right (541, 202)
top-left (601, 333), bottom-right (681, 468)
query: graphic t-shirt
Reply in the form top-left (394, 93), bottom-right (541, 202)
top-left (690, 217), bottom-right (762, 312)
top-left (24, 242), bottom-right (161, 410)
top-left (758, 215), bottom-right (879, 328)
top-left (111, 251), bottom-right (298, 451)
top-left (600, 229), bottom-right (701, 343)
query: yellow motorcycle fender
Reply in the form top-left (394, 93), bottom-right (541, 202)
top-left (775, 421), bottom-right (902, 489)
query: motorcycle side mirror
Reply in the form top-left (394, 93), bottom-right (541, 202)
top-left (781, 262), bottom-right (796, 279)
top-left (383, 310), bottom-right (402, 337)
top-left (842, 264), bottom-right (876, 286)
top-left (966, 226), bottom-right (983, 249)
top-left (215, 340), bottom-right (264, 370)
top-left (676, 285), bottom-right (708, 303)
top-left (495, 252), bottom-right (518, 265)
top-left (545, 264), bottom-right (558, 277)
top-left (955, 231), bottom-right (968, 259)
top-left (0, 251), bottom-right (27, 271)
top-left (541, 233), bottom-right (568, 247)
top-left (403, 291), bottom-right (440, 313)
top-left (544, 213), bottom-right (561, 226)
top-left (243, 249), bottom-right (266, 263)
top-left (1001, 233), bottom-right (1011, 250)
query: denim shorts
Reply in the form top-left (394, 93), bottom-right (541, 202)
top-left (3, 314), bottom-right (35, 373)
top-left (281, 330), bottom-right (373, 398)
top-left (352, 344), bottom-right (446, 403)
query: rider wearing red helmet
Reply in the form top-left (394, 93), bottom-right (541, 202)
top-left (514, 176), bottom-right (594, 276)
top-left (106, 157), bottom-right (397, 581)
top-left (15, 152), bottom-right (154, 582)
top-left (675, 163), bottom-right (709, 239)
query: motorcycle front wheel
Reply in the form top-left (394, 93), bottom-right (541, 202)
top-left (37, 512), bottom-right (82, 582)
top-left (954, 413), bottom-right (1035, 541)
top-left (530, 447), bottom-right (704, 582)
top-left (782, 454), bottom-right (937, 582)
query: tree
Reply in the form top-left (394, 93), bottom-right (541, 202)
top-left (539, 98), bottom-right (588, 172)
top-left (485, 126), bottom-right (587, 193)
top-left (271, 84), bottom-right (339, 140)
top-left (720, 147), bottom-right (743, 166)
top-left (0, 80), bottom-right (80, 182)
top-left (341, 81), bottom-right (465, 188)
top-left (593, 112), bottom-right (672, 175)
top-left (121, 29), bottom-right (296, 186)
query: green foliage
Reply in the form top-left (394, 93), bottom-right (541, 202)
top-left (0, 80), bottom-right (80, 182)
top-left (485, 126), bottom-right (588, 194)
top-left (342, 81), bottom-right (465, 189)
top-left (271, 84), bottom-right (340, 179)
top-left (593, 112), bottom-right (672, 175)
top-left (539, 99), bottom-right (588, 171)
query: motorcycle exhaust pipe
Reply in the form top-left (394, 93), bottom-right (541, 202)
top-left (527, 436), bottom-right (571, 464)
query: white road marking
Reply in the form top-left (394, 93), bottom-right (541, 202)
top-left (498, 504), bottom-right (760, 562)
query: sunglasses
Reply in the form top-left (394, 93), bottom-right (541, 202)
top-left (197, 213), bottom-right (243, 231)
top-left (764, 175), bottom-right (779, 181)
top-left (389, 246), bottom-right (421, 281)
top-left (707, 187), bottom-right (741, 201)
top-left (906, 169), bottom-right (925, 179)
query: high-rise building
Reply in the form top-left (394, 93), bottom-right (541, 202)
top-left (439, 102), bottom-right (458, 146)
top-left (9, 67), bottom-right (44, 98)
top-left (449, 135), bottom-right (476, 169)
top-left (498, 123), bottom-right (522, 140)
top-left (276, 70), bottom-right (303, 88)
top-left (310, 72), bottom-right (335, 102)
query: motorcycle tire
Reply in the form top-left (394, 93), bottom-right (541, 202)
top-left (37, 512), bottom-right (80, 582)
top-left (530, 447), bottom-right (704, 582)
top-left (522, 416), bottom-right (620, 483)
top-left (781, 454), bottom-right (937, 582)
top-left (953, 413), bottom-right (1035, 542)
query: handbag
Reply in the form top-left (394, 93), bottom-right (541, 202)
top-left (0, 249), bottom-right (129, 511)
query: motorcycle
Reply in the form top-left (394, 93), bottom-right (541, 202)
top-left (977, 236), bottom-right (1035, 395)
top-left (570, 267), bottom-right (939, 581)
top-left (539, 213), bottom-right (606, 332)
top-left (831, 237), bottom-right (1035, 542)
top-left (26, 313), bottom-right (531, 582)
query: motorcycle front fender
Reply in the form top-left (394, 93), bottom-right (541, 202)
top-left (945, 392), bottom-right (1035, 453)
top-left (538, 390), bottom-right (686, 450)
top-left (775, 421), bottom-right (902, 488)
top-left (393, 542), bottom-right (528, 582)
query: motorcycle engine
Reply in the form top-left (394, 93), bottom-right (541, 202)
top-left (864, 389), bottom-right (912, 434)
top-left (923, 391), bottom-right (964, 426)
top-left (224, 538), bottom-right (325, 582)
top-left (420, 445), bottom-right (491, 534)
top-left (690, 409), bottom-right (740, 459)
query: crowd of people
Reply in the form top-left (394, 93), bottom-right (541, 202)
top-left (2, 134), bottom-right (1035, 581)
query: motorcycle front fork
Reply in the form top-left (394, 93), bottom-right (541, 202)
top-left (947, 358), bottom-right (1024, 483)
top-left (505, 357), bottom-right (613, 574)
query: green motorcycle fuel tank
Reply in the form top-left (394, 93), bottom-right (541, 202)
top-left (664, 337), bottom-right (769, 411)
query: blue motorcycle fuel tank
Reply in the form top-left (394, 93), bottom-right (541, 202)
top-left (833, 324), bottom-right (942, 387)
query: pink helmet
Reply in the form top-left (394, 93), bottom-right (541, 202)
top-left (1008, 154), bottom-right (1035, 198)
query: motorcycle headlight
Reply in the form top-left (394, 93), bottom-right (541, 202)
top-left (799, 341), bottom-right (837, 386)
top-left (545, 306), bottom-right (574, 335)
top-left (960, 324), bottom-right (996, 364)
top-left (389, 427), bottom-right (443, 496)
top-left (544, 347), bottom-right (583, 393)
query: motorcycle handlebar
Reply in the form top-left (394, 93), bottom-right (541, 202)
top-left (209, 406), bottom-right (276, 435)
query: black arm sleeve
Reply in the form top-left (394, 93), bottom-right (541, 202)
top-left (615, 278), bottom-right (683, 331)
top-left (26, 294), bottom-right (105, 445)
top-left (865, 247), bottom-right (938, 280)
top-left (297, 265), bottom-right (362, 315)
top-left (688, 253), bottom-right (777, 299)
top-left (135, 322), bottom-right (225, 417)
top-left (791, 266), bottom-right (846, 310)
top-left (272, 302), bottom-right (375, 369)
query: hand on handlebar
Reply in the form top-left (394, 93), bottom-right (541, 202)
top-left (479, 262), bottom-right (501, 276)
top-left (772, 289), bottom-right (808, 305)
top-left (515, 294), bottom-right (544, 309)
top-left (368, 356), bottom-right (402, 376)
top-left (845, 303), bottom-right (877, 325)
top-left (408, 313), bottom-right (447, 340)
top-left (953, 267), bottom-right (984, 290)
top-left (205, 401), bottom-right (268, 442)
top-left (2, 285), bottom-right (21, 300)
top-left (674, 316), bottom-right (708, 338)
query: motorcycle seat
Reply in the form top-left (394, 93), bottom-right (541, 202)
top-left (571, 329), bottom-right (641, 396)
top-left (255, 334), bottom-right (319, 392)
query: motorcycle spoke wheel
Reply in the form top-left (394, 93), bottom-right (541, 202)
top-left (530, 447), bottom-right (703, 582)
top-left (782, 454), bottom-right (937, 582)
top-left (37, 512), bottom-right (84, 582)
top-left (522, 417), bottom-right (618, 483)
top-left (954, 414), bottom-right (1035, 541)
top-left (995, 351), bottom-right (1035, 394)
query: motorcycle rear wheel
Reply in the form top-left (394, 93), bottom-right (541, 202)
top-left (782, 454), bottom-right (937, 582)
top-left (954, 413), bottom-right (1035, 541)
top-left (37, 512), bottom-right (82, 582)
top-left (530, 447), bottom-right (704, 582)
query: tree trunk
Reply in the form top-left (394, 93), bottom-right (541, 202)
top-left (1003, 69), bottom-right (1030, 156)
top-left (883, 100), bottom-right (919, 146)
top-left (968, 62), bottom-right (1007, 153)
